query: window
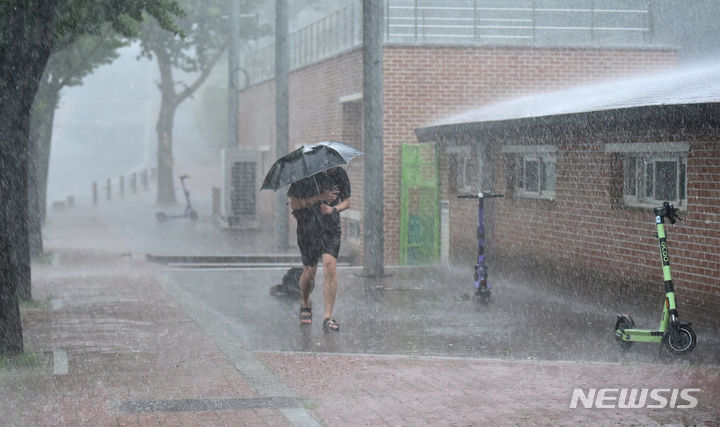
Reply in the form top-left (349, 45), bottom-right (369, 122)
top-left (605, 142), bottom-right (689, 210)
top-left (622, 154), bottom-right (687, 208)
top-left (515, 153), bottom-right (556, 199)
top-left (447, 148), bottom-right (474, 192)
top-left (501, 144), bottom-right (557, 200)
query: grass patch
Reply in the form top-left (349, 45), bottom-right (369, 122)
top-left (31, 251), bottom-right (56, 265)
top-left (0, 351), bottom-right (49, 372)
top-left (19, 296), bottom-right (52, 311)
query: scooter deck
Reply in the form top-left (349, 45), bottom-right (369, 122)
top-left (616, 328), bottom-right (664, 343)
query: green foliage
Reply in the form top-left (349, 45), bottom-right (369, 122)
top-left (137, 0), bottom-right (228, 74)
top-left (0, 0), bottom-right (183, 56)
top-left (45, 27), bottom-right (125, 90)
top-left (51, 0), bottom-right (184, 41)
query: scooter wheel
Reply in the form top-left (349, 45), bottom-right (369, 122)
top-left (189, 210), bottom-right (198, 221)
top-left (614, 315), bottom-right (634, 350)
top-left (473, 288), bottom-right (491, 304)
top-left (156, 212), bottom-right (167, 223)
top-left (663, 325), bottom-right (697, 355)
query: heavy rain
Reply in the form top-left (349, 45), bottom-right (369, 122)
top-left (1, 0), bottom-right (720, 425)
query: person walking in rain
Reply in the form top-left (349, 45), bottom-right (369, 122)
top-left (288, 166), bottom-right (351, 332)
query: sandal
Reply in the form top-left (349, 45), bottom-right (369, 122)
top-left (323, 318), bottom-right (340, 332)
top-left (299, 307), bottom-right (312, 325)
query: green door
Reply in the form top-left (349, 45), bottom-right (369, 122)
top-left (400, 143), bottom-right (439, 265)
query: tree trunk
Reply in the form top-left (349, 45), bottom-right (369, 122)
top-left (156, 103), bottom-right (177, 205)
top-left (28, 81), bottom-right (60, 257)
top-left (155, 51), bottom-right (177, 205)
top-left (0, 1), bottom-right (56, 354)
top-left (0, 100), bottom-right (27, 355)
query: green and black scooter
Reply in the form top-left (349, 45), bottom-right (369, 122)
top-left (615, 202), bottom-right (697, 355)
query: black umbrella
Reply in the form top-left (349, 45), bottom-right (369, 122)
top-left (260, 141), bottom-right (363, 191)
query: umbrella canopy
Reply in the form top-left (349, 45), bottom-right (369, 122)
top-left (260, 141), bottom-right (363, 191)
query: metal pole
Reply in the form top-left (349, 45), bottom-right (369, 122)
top-left (590, 0), bottom-right (595, 45)
top-left (275, 0), bottom-right (290, 248)
top-left (647, 0), bottom-right (654, 44)
top-left (363, 0), bottom-right (385, 277)
top-left (228, 0), bottom-right (240, 150)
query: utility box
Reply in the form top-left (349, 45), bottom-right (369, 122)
top-left (220, 149), bottom-right (259, 228)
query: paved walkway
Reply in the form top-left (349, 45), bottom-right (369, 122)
top-left (2, 189), bottom-right (719, 426)
top-left (1, 248), bottom-right (718, 426)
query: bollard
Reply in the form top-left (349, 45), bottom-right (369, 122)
top-left (212, 187), bottom-right (221, 216)
top-left (119, 175), bottom-right (124, 198)
top-left (93, 182), bottom-right (98, 206)
top-left (106, 178), bottom-right (112, 201)
top-left (130, 172), bottom-right (137, 194)
top-left (51, 201), bottom-right (66, 212)
top-left (141, 170), bottom-right (148, 190)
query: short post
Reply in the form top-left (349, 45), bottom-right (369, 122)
top-left (440, 200), bottom-right (450, 265)
top-left (130, 172), bottom-right (137, 194)
top-left (141, 170), bottom-right (148, 190)
top-left (106, 178), bottom-right (112, 201)
top-left (93, 182), bottom-right (98, 206)
top-left (119, 175), bottom-right (124, 198)
top-left (212, 187), bottom-right (221, 216)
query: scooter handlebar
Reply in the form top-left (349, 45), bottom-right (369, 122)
top-left (654, 201), bottom-right (680, 224)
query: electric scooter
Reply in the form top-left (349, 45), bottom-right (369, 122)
top-left (457, 191), bottom-right (503, 303)
top-left (156, 175), bottom-right (199, 222)
top-left (614, 201), bottom-right (697, 355)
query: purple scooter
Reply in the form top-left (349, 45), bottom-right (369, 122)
top-left (457, 191), bottom-right (503, 303)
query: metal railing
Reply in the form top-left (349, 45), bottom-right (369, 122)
top-left (241, 0), bottom-right (653, 85)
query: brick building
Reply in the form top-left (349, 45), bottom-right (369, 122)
top-left (416, 64), bottom-right (720, 326)
top-left (235, 1), bottom-right (677, 264)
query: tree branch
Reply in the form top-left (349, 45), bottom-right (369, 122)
top-left (174, 39), bottom-right (228, 107)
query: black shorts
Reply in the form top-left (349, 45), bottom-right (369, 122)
top-left (297, 229), bottom-right (341, 267)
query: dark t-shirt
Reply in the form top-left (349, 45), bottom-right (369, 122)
top-left (287, 168), bottom-right (351, 237)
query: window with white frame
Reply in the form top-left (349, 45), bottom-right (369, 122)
top-left (502, 145), bottom-right (557, 199)
top-left (447, 147), bottom-right (474, 192)
top-left (606, 142), bottom-right (688, 209)
top-left (622, 154), bottom-right (687, 208)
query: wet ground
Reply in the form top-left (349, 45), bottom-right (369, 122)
top-left (44, 187), bottom-right (720, 366)
top-left (14, 184), bottom-right (717, 425)
top-left (164, 264), bottom-right (720, 366)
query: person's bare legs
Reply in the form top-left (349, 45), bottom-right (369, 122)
top-left (300, 266), bottom-right (317, 309)
top-left (321, 253), bottom-right (338, 319)
top-left (298, 265), bottom-right (317, 325)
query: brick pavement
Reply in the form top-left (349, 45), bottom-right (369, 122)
top-left (2, 250), bottom-right (295, 426)
top-left (2, 248), bottom-right (719, 426)
top-left (258, 352), bottom-right (720, 426)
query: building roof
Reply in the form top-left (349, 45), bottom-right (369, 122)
top-left (430, 61), bottom-right (720, 128)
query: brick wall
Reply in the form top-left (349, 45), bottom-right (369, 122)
top-left (383, 45), bottom-right (677, 262)
top-left (238, 44), bottom-right (677, 262)
top-left (438, 120), bottom-right (719, 326)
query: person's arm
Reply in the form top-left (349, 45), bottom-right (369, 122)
top-left (320, 197), bottom-right (350, 215)
top-left (290, 190), bottom-right (338, 211)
